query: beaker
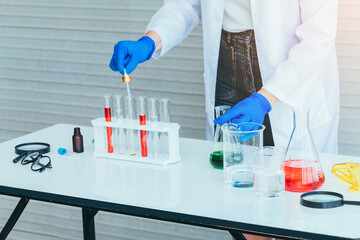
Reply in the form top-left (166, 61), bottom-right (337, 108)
top-left (210, 105), bottom-right (231, 169)
top-left (254, 147), bottom-right (285, 197)
top-left (222, 122), bottom-right (265, 188)
top-left (281, 108), bottom-right (325, 192)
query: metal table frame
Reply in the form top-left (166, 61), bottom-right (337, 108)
top-left (0, 186), bottom-right (351, 240)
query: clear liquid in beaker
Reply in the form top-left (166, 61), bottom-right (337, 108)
top-left (225, 165), bottom-right (254, 188)
top-left (254, 169), bottom-right (285, 197)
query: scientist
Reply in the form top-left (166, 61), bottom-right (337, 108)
top-left (109, 1), bottom-right (339, 153)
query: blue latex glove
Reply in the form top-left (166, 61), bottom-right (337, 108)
top-left (109, 36), bottom-right (156, 75)
top-left (214, 92), bottom-right (272, 126)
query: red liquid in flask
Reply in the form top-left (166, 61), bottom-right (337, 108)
top-left (282, 159), bottom-right (325, 192)
top-left (104, 107), bottom-right (114, 153)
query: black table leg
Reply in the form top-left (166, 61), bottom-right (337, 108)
top-left (0, 197), bottom-right (29, 240)
top-left (82, 207), bottom-right (98, 240)
top-left (229, 231), bottom-right (247, 240)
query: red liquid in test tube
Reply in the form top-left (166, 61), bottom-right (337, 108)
top-left (139, 114), bottom-right (147, 157)
top-left (104, 106), bottom-right (114, 153)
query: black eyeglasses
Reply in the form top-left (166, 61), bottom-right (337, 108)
top-left (20, 151), bottom-right (52, 172)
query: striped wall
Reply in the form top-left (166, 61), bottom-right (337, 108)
top-left (0, 0), bottom-right (359, 239)
top-left (337, 0), bottom-right (360, 156)
top-left (0, 0), bottom-right (206, 144)
top-left (0, 0), bottom-right (227, 239)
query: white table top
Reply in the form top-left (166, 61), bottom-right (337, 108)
top-left (0, 124), bottom-right (359, 239)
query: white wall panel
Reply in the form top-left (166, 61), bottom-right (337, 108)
top-left (337, 0), bottom-right (360, 156)
top-left (0, 0), bottom-right (360, 239)
top-left (0, 0), bottom-right (206, 143)
top-left (0, 0), bottom-right (229, 239)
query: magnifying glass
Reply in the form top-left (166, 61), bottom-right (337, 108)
top-left (13, 142), bottom-right (50, 163)
top-left (300, 191), bottom-right (360, 209)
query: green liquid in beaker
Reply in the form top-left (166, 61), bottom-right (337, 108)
top-left (210, 151), bottom-right (223, 169)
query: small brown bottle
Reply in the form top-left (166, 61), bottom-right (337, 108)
top-left (72, 127), bottom-right (84, 153)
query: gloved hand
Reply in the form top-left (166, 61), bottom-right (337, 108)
top-left (109, 36), bottom-right (156, 75)
top-left (213, 92), bottom-right (272, 126)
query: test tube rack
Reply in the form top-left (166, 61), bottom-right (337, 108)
top-left (91, 117), bottom-right (181, 165)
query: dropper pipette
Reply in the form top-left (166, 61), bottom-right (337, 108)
top-left (122, 69), bottom-right (132, 100)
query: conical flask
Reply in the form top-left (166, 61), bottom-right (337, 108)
top-left (210, 105), bottom-right (231, 169)
top-left (281, 108), bottom-right (325, 192)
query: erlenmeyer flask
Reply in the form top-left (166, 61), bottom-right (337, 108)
top-left (210, 105), bottom-right (231, 169)
top-left (281, 108), bottom-right (325, 192)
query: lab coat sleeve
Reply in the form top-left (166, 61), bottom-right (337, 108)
top-left (145, 0), bottom-right (201, 59)
top-left (262, 0), bottom-right (338, 106)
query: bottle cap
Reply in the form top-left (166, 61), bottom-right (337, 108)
top-left (58, 148), bottom-right (67, 155)
top-left (74, 127), bottom-right (81, 133)
top-left (122, 74), bottom-right (131, 84)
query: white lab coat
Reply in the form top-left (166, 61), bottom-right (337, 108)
top-left (146, 0), bottom-right (340, 154)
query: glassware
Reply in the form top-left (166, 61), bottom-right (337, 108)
top-left (281, 108), bottom-right (325, 192)
top-left (124, 96), bottom-right (135, 119)
top-left (222, 122), bottom-right (265, 188)
top-left (159, 98), bottom-right (171, 157)
top-left (114, 95), bottom-right (124, 120)
top-left (159, 98), bottom-right (171, 122)
top-left (136, 96), bottom-right (148, 157)
top-left (210, 105), bottom-right (231, 169)
top-left (124, 96), bottom-right (137, 156)
top-left (104, 94), bottom-right (114, 153)
top-left (147, 98), bottom-right (160, 158)
top-left (114, 95), bottom-right (125, 154)
top-left (254, 147), bottom-right (285, 197)
top-left (136, 96), bottom-right (147, 117)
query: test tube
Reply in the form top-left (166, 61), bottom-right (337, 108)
top-left (159, 98), bottom-right (171, 122)
top-left (147, 98), bottom-right (159, 122)
top-left (136, 96), bottom-right (147, 157)
top-left (114, 95), bottom-right (125, 154)
top-left (104, 94), bottom-right (114, 153)
top-left (136, 96), bottom-right (147, 117)
top-left (124, 96), bottom-right (136, 156)
top-left (147, 98), bottom-right (159, 158)
top-left (159, 98), bottom-right (171, 156)
top-left (124, 96), bottom-right (135, 119)
top-left (114, 95), bottom-right (124, 120)
top-left (139, 114), bottom-right (147, 157)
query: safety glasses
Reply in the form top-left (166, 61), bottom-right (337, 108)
top-left (19, 151), bottom-right (52, 172)
top-left (332, 163), bottom-right (360, 192)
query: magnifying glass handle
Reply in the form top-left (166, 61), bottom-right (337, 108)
top-left (13, 153), bottom-right (26, 163)
top-left (343, 200), bottom-right (360, 206)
